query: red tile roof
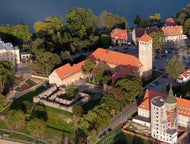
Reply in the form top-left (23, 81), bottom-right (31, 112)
top-left (134, 27), bottom-right (160, 38)
top-left (110, 28), bottom-right (128, 40)
top-left (112, 66), bottom-right (138, 82)
top-left (139, 89), bottom-right (190, 117)
top-left (180, 68), bottom-right (190, 78)
top-left (55, 60), bottom-right (85, 80)
top-left (88, 48), bottom-right (141, 68)
top-left (161, 26), bottom-right (183, 36)
top-left (139, 34), bottom-right (152, 42)
top-left (54, 48), bottom-right (141, 84)
top-left (165, 17), bottom-right (178, 26)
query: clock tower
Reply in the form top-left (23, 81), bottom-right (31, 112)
top-left (138, 33), bottom-right (153, 80)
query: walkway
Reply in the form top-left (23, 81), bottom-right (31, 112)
top-left (6, 78), bottom-right (45, 102)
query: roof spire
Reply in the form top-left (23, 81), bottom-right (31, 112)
top-left (165, 84), bottom-right (177, 104)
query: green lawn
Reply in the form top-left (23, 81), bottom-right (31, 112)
top-left (11, 85), bottom-right (49, 109)
top-left (66, 87), bottom-right (79, 95)
top-left (15, 79), bottom-right (37, 92)
top-left (3, 84), bottom-right (75, 143)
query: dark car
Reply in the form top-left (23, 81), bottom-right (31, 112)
top-left (102, 131), bottom-right (106, 136)
top-left (107, 128), bottom-right (112, 132)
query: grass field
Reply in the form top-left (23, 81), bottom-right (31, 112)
top-left (3, 85), bottom-right (75, 143)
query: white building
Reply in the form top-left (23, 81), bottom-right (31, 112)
top-left (133, 87), bottom-right (190, 144)
top-left (151, 89), bottom-right (178, 144)
top-left (176, 69), bottom-right (190, 83)
top-left (0, 39), bottom-right (20, 64)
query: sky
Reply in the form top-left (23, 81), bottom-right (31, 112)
top-left (0, 0), bottom-right (189, 29)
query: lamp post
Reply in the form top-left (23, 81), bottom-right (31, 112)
top-left (120, 112), bottom-right (123, 124)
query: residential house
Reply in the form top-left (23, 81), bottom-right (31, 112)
top-left (110, 28), bottom-right (128, 46)
top-left (164, 17), bottom-right (178, 26)
top-left (161, 26), bottom-right (183, 42)
top-left (176, 68), bottom-right (190, 83)
top-left (0, 39), bottom-right (20, 64)
top-left (132, 27), bottom-right (159, 45)
top-left (133, 89), bottom-right (190, 144)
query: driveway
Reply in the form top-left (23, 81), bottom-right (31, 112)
top-left (73, 79), bottom-right (104, 94)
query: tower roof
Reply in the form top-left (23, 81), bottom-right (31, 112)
top-left (165, 85), bottom-right (177, 104)
top-left (139, 33), bottom-right (152, 42)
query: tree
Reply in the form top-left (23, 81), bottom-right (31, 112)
top-left (149, 31), bottom-right (166, 55)
top-left (166, 56), bottom-right (184, 79)
top-left (134, 14), bottom-right (142, 27)
top-left (99, 33), bottom-right (110, 48)
top-left (88, 129), bottom-right (98, 144)
top-left (21, 101), bottom-right (33, 115)
top-left (66, 8), bottom-right (99, 51)
top-left (6, 110), bottom-right (25, 129)
top-left (11, 24), bottom-right (32, 44)
top-left (60, 50), bottom-right (72, 62)
top-left (116, 75), bottom-right (143, 103)
top-left (100, 95), bottom-right (120, 116)
top-left (149, 13), bottom-right (161, 24)
top-left (31, 50), bottom-right (61, 75)
top-left (99, 11), bottom-right (128, 30)
top-left (177, 12), bottom-right (188, 25)
top-left (72, 104), bottom-right (83, 119)
top-left (34, 16), bottom-right (64, 38)
top-left (27, 118), bottom-right (46, 135)
top-left (184, 18), bottom-right (190, 35)
top-left (0, 94), bottom-right (8, 111)
top-left (108, 87), bottom-right (125, 101)
top-left (0, 61), bottom-right (14, 92)
top-left (82, 59), bottom-right (96, 77)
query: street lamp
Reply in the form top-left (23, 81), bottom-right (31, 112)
top-left (120, 112), bottom-right (123, 124)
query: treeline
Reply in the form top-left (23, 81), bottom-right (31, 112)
top-left (176, 4), bottom-right (190, 35)
top-left (0, 61), bottom-right (14, 94)
top-left (0, 8), bottom-right (128, 75)
top-left (74, 74), bottom-right (143, 143)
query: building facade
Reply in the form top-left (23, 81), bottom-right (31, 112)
top-left (110, 28), bottom-right (128, 46)
top-left (176, 68), bottom-right (190, 83)
top-left (133, 88), bottom-right (190, 144)
top-left (151, 87), bottom-right (178, 144)
top-left (49, 47), bottom-right (144, 87)
top-left (0, 39), bottom-right (20, 64)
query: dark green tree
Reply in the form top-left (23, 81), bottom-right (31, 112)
top-left (150, 31), bottom-right (166, 55)
top-left (82, 59), bottom-right (96, 75)
top-left (184, 18), bottom-right (190, 35)
top-left (134, 14), bottom-right (142, 27)
top-left (0, 94), bottom-right (8, 111)
top-left (166, 56), bottom-right (184, 79)
top-left (116, 75), bottom-right (143, 103)
top-left (99, 33), bottom-right (110, 48)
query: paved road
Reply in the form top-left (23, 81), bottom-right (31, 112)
top-left (98, 102), bottom-right (137, 139)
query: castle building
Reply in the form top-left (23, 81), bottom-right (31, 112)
top-left (0, 39), bottom-right (20, 64)
top-left (138, 34), bottom-right (153, 80)
top-left (49, 34), bottom-right (153, 87)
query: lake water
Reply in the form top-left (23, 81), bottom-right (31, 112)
top-left (0, 0), bottom-right (189, 29)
